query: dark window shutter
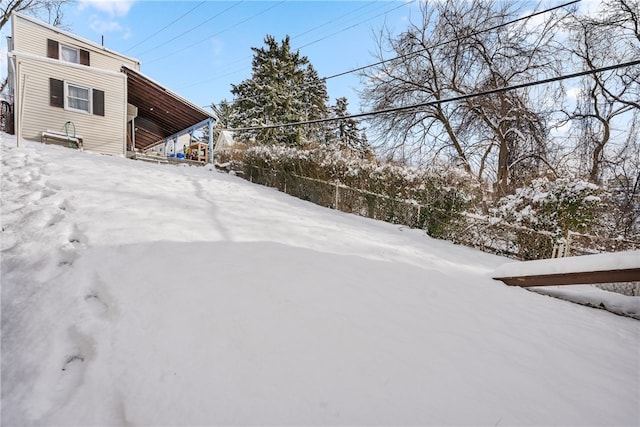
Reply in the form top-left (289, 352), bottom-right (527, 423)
top-left (80, 49), bottom-right (90, 66)
top-left (92, 89), bottom-right (105, 116)
top-left (49, 78), bottom-right (64, 108)
top-left (47, 39), bottom-right (59, 59)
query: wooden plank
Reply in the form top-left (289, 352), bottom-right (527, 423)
top-left (494, 268), bottom-right (640, 287)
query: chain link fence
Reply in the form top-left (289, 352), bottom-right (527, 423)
top-left (242, 164), bottom-right (640, 261)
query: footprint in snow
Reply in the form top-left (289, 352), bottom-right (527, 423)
top-left (47, 212), bottom-right (65, 228)
top-left (83, 273), bottom-right (119, 319)
top-left (67, 227), bottom-right (88, 247)
top-left (58, 199), bottom-right (73, 212)
top-left (61, 354), bottom-right (84, 371)
top-left (84, 293), bottom-right (109, 317)
top-left (57, 248), bottom-right (78, 267)
top-left (60, 326), bottom-right (94, 375)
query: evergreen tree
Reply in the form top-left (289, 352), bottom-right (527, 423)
top-left (330, 97), bottom-right (371, 157)
top-left (301, 64), bottom-right (329, 143)
top-left (229, 35), bottom-right (328, 145)
top-left (211, 100), bottom-right (233, 129)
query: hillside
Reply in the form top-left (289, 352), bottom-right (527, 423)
top-left (1, 134), bottom-right (638, 426)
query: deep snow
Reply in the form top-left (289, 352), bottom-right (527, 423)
top-left (1, 134), bottom-right (639, 426)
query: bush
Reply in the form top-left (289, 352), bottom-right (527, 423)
top-left (494, 177), bottom-right (604, 233)
top-left (235, 143), bottom-right (475, 237)
top-left (492, 177), bottom-right (605, 259)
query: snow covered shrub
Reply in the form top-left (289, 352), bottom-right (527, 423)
top-left (495, 177), bottom-right (604, 233)
top-left (492, 177), bottom-right (605, 259)
top-left (237, 143), bottom-right (475, 237)
top-left (241, 145), bottom-right (317, 190)
top-left (213, 141), bottom-right (247, 171)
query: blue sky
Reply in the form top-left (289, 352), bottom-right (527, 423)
top-left (49, 0), bottom-right (421, 113)
top-left (1, 0), bottom-right (599, 117)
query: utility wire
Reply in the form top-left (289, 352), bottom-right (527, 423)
top-left (209, 0), bottom-right (581, 105)
top-left (322, 0), bottom-right (582, 81)
top-left (295, 1), bottom-right (415, 50)
top-left (291, 1), bottom-right (379, 41)
top-left (136, 1), bottom-right (244, 57)
top-left (225, 59), bottom-right (640, 131)
top-left (124, 1), bottom-right (206, 53)
top-left (176, 1), bottom-right (412, 90)
top-left (145, 1), bottom-right (285, 65)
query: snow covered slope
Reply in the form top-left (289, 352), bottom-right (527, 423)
top-left (1, 134), bottom-right (639, 426)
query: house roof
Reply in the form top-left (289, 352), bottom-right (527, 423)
top-left (121, 66), bottom-right (215, 150)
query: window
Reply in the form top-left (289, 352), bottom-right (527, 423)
top-left (65, 82), bottom-right (90, 113)
top-left (60, 45), bottom-right (79, 64)
top-left (46, 39), bottom-right (90, 66)
top-left (50, 78), bottom-right (104, 116)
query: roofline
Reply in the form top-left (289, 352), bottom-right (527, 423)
top-left (10, 50), bottom-right (128, 79)
top-left (12, 12), bottom-right (141, 67)
top-left (121, 66), bottom-right (216, 119)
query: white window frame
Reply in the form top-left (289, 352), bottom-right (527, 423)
top-left (60, 44), bottom-right (80, 64)
top-left (64, 82), bottom-right (92, 114)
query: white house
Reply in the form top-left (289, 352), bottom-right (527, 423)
top-left (6, 13), bottom-right (215, 156)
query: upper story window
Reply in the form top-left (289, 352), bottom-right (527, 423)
top-left (47, 39), bottom-right (90, 66)
top-left (60, 45), bottom-right (80, 64)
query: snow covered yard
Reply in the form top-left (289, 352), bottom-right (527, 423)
top-left (1, 133), bottom-right (639, 426)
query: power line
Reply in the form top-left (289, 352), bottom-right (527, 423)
top-left (208, 0), bottom-right (581, 106)
top-left (136, 1), bottom-right (244, 57)
top-left (225, 59), bottom-right (640, 131)
top-left (174, 0), bottom-right (416, 88)
top-left (175, 1), bottom-right (412, 91)
top-left (321, 0), bottom-right (582, 81)
top-left (124, 1), bottom-right (206, 54)
top-left (291, 1), bottom-right (380, 41)
top-left (144, 1), bottom-right (286, 65)
top-left (295, 1), bottom-right (414, 50)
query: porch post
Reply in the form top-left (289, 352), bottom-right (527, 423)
top-left (131, 117), bottom-right (135, 151)
top-left (208, 119), bottom-right (214, 164)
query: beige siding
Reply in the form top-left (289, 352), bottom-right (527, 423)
top-left (16, 56), bottom-right (127, 156)
top-left (12, 14), bottom-right (139, 72)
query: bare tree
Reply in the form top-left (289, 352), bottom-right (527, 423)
top-left (2, 0), bottom-right (72, 31)
top-left (361, 9), bottom-right (473, 173)
top-left (564, 0), bottom-right (640, 184)
top-left (361, 0), bottom-right (565, 194)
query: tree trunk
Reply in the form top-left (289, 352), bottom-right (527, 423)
top-left (589, 119), bottom-right (610, 184)
top-left (496, 137), bottom-right (509, 196)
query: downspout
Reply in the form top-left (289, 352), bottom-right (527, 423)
top-left (123, 75), bottom-right (128, 155)
top-left (8, 54), bottom-right (18, 147)
top-left (18, 72), bottom-right (28, 147)
top-left (9, 17), bottom-right (19, 147)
